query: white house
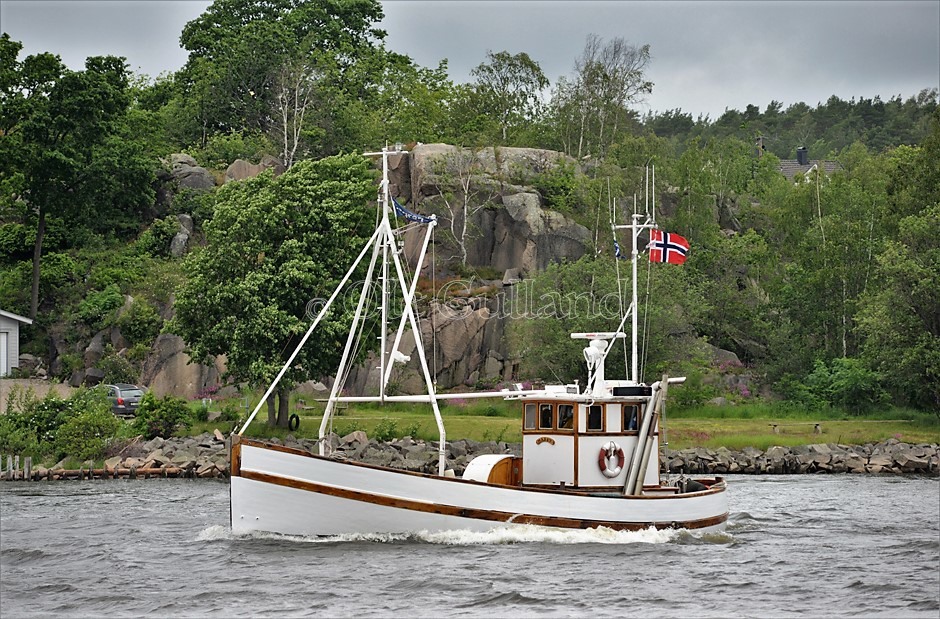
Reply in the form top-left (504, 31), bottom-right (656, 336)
top-left (0, 309), bottom-right (33, 377)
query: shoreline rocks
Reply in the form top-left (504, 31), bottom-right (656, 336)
top-left (4, 434), bottom-right (937, 481)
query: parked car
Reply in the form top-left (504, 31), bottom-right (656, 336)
top-left (105, 383), bottom-right (144, 418)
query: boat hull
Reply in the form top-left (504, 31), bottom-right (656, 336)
top-left (230, 439), bottom-right (728, 537)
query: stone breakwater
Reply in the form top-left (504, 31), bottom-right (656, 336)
top-left (4, 433), bottom-right (938, 481)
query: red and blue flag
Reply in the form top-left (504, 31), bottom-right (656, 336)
top-left (648, 230), bottom-right (690, 264)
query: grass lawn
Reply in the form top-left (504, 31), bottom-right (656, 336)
top-left (192, 395), bottom-right (940, 450)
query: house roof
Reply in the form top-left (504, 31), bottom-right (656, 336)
top-left (0, 309), bottom-right (33, 324)
top-left (778, 159), bottom-right (842, 182)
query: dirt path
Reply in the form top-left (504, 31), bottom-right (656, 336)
top-left (0, 379), bottom-right (76, 412)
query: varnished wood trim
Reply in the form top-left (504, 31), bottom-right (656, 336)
top-left (230, 437), bottom-right (242, 477)
top-left (239, 469), bottom-right (728, 531)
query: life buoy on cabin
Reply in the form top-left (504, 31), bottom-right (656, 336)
top-left (598, 441), bottom-right (625, 478)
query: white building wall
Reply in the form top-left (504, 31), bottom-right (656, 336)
top-left (0, 315), bottom-right (19, 376)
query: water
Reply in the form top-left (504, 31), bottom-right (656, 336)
top-left (1, 475), bottom-right (938, 618)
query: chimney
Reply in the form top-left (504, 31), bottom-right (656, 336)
top-left (796, 147), bottom-right (808, 166)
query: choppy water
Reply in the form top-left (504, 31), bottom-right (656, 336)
top-left (1, 475), bottom-right (938, 618)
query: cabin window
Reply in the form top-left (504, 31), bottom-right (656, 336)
top-left (558, 404), bottom-right (574, 430)
top-left (624, 405), bottom-right (639, 431)
top-left (524, 403), bottom-right (536, 430)
top-left (587, 405), bottom-right (603, 431)
top-left (539, 403), bottom-right (554, 429)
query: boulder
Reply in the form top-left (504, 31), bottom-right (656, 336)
top-left (83, 367), bottom-right (105, 386)
top-left (169, 231), bottom-right (190, 258)
top-left (224, 157), bottom-right (285, 183)
top-left (84, 330), bottom-right (107, 367)
top-left (178, 213), bottom-right (195, 235)
top-left (169, 154), bottom-right (216, 191)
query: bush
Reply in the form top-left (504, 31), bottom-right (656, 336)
top-left (55, 408), bottom-right (120, 461)
top-left (115, 299), bottom-right (162, 345)
top-left (96, 351), bottom-right (139, 385)
top-left (136, 216), bottom-right (181, 258)
top-left (77, 284), bottom-right (124, 329)
top-left (372, 417), bottom-right (398, 442)
top-left (192, 129), bottom-right (273, 170)
top-left (133, 392), bottom-right (192, 439)
top-left (805, 358), bottom-right (889, 415)
top-left (0, 387), bottom-right (114, 460)
top-left (532, 161), bottom-right (580, 213)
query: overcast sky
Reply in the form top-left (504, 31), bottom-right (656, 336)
top-left (2, 0), bottom-right (938, 120)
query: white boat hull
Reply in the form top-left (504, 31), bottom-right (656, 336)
top-left (230, 439), bottom-right (729, 537)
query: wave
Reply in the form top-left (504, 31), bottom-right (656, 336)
top-left (196, 523), bottom-right (736, 546)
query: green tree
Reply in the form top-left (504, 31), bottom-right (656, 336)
top-left (548, 35), bottom-right (652, 159)
top-left (0, 36), bottom-right (143, 318)
top-left (176, 0), bottom-right (386, 147)
top-left (856, 204), bottom-right (940, 412)
top-left (170, 154), bottom-right (375, 427)
top-left (470, 50), bottom-right (549, 143)
top-left (508, 256), bottom-right (709, 385)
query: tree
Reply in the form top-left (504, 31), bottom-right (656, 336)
top-left (855, 208), bottom-right (940, 411)
top-left (508, 256), bottom-right (710, 385)
top-left (426, 147), bottom-right (500, 267)
top-left (470, 50), bottom-right (548, 143)
top-left (549, 35), bottom-right (652, 159)
top-left (170, 154), bottom-right (376, 427)
top-left (176, 0), bottom-right (386, 146)
top-left (0, 36), bottom-right (139, 318)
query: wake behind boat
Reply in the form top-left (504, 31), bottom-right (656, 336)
top-left (229, 147), bottom-right (728, 537)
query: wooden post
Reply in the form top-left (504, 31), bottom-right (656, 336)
top-left (14, 455), bottom-right (19, 481)
top-left (4, 455), bottom-right (10, 481)
top-left (24, 457), bottom-right (31, 482)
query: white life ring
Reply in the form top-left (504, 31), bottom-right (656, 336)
top-left (598, 440), bottom-right (625, 478)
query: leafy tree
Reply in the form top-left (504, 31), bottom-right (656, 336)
top-left (0, 36), bottom-right (147, 318)
top-left (470, 50), bottom-right (549, 143)
top-left (549, 35), bottom-right (652, 159)
top-left (856, 204), bottom-right (940, 412)
top-left (508, 255), bottom-right (709, 385)
top-left (176, 0), bottom-right (386, 147)
top-left (170, 154), bottom-right (375, 427)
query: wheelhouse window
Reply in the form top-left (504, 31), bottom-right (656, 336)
top-left (558, 404), bottom-right (574, 430)
top-left (539, 403), bottom-right (554, 429)
top-left (524, 403), bottom-right (536, 430)
top-left (624, 405), bottom-right (639, 431)
top-left (587, 405), bottom-right (603, 431)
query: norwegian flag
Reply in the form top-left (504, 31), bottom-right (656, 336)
top-left (648, 229), bottom-right (690, 264)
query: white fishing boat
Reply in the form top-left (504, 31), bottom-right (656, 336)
top-left (230, 147), bottom-right (728, 537)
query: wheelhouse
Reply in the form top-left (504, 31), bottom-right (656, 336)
top-left (520, 391), bottom-right (660, 489)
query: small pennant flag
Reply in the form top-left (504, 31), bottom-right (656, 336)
top-left (648, 230), bottom-right (690, 264)
top-left (613, 240), bottom-right (627, 260)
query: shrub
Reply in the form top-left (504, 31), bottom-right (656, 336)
top-left (133, 392), bottom-right (192, 439)
top-left (136, 216), bottom-right (181, 258)
top-left (806, 357), bottom-right (889, 415)
top-left (192, 129), bottom-right (273, 170)
top-left (77, 284), bottom-right (124, 329)
top-left (372, 417), bottom-right (398, 442)
top-left (55, 408), bottom-right (120, 461)
top-left (96, 351), bottom-right (139, 385)
top-left (217, 402), bottom-right (243, 423)
top-left (532, 161), bottom-right (580, 213)
top-left (115, 299), bottom-right (163, 345)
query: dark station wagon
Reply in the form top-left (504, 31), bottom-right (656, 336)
top-left (105, 383), bottom-right (144, 418)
